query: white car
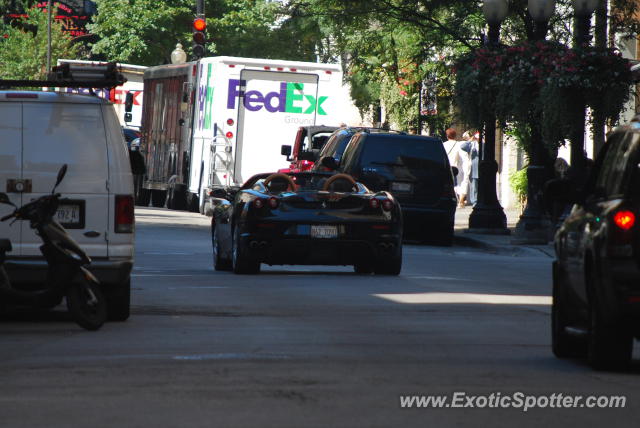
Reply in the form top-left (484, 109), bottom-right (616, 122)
top-left (0, 90), bottom-right (134, 320)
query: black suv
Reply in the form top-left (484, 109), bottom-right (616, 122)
top-left (319, 131), bottom-right (456, 245)
top-left (552, 121), bottom-right (640, 370)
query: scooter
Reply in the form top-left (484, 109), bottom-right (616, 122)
top-left (0, 165), bottom-right (106, 330)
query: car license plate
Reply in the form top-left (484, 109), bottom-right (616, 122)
top-left (391, 182), bottom-right (412, 192)
top-left (310, 225), bottom-right (338, 239)
top-left (56, 203), bottom-right (81, 227)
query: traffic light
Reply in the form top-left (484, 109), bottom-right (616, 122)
top-left (192, 16), bottom-right (206, 59)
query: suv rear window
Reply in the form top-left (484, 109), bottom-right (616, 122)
top-left (359, 136), bottom-right (445, 168)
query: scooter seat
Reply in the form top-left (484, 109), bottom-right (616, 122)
top-left (0, 239), bottom-right (12, 253)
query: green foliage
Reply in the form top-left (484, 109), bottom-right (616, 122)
top-left (0, 7), bottom-right (79, 80)
top-left (88, 0), bottom-right (191, 66)
top-left (509, 167), bottom-right (528, 206)
top-left (454, 42), bottom-right (632, 153)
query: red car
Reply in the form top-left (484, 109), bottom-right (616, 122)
top-left (279, 126), bottom-right (338, 173)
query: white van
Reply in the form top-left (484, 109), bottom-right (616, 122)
top-left (0, 90), bottom-right (134, 320)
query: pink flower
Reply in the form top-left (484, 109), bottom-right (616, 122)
top-left (399, 90), bottom-right (408, 96)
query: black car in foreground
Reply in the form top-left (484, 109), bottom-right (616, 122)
top-left (210, 172), bottom-right (403, 275)
top-left (552, 122), bottom-right (640, 370)
top-left (317, 131), bottom-right (456, 245)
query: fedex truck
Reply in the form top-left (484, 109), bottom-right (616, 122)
top-left (139, 56), bottom-right (356, 212)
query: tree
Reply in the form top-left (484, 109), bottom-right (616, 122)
top-left (0, 6), bottom-right (78, 80)
top-left (88, 0), bottom-right (192, 66)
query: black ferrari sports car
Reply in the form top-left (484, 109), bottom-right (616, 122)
top-left (210, 172), bottom-right (403, 275)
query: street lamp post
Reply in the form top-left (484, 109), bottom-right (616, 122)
top-left (569, 0), bottom-right (599, 185)
top-left (513, 0), bottom-right (557, 244)
top-left (468, 0), bottom-right (509, 233)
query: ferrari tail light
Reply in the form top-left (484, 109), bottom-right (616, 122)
top-left (369, 199), bottom-right (380, 209)
top-left (614, 210), bottom-right (635, 230)
top-left (381, 199), bottom-right (393, 211)
top-left (253, 199), bottom-right (265, 209)
top-left (268, 197), bottom-right (279, 209)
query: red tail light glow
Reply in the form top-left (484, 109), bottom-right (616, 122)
top-left (614, 211), bottom-right (635, 230)
top-left (115, 195), bottom-right (134, 233)
top-left (226, 131), bottom-right (233, 139)
top-left (381, 199), bottom-right (393, 211)
top-left (369, 199), bottom-right (380, 209)
top-left (253, 199), bottom-right (265, 209)
top-left (227, 118), bottom-right (234, 126)
top-left (269, 197), bottom-right (279, 209)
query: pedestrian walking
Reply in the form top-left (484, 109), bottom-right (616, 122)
top-left (460, 132), bottom-right (479, 206)
top-left (443, 128), bottom-right (468, 206)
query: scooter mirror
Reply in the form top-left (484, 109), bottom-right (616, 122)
top-left (53, 164), bottom-right (68, 192)
top-left (0, 192), bottom-right (15, 206)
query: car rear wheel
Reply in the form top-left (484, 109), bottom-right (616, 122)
top-left (353, 263), bottom-right (373, 274)
top-left (551, 261), bottom-right (586, 358)
top-left (587, 287), bottom-right (633, 370)
top-left (374, 246), bottom-right (402, 276)
top-left (213, 225), bottom-right (232, 271)
top-left (232, 228), bottom-right (260, 274)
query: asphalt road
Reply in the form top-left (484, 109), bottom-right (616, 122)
top-left (0, 207), bottom-right (638, 428)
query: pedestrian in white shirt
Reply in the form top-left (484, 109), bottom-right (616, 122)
top-left (443, 128), bottom-right (469, 207)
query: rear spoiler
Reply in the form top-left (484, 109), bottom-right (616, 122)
top-left (0, 62), bottom-right (126, 89)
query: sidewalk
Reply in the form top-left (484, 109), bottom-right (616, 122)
top-left (453, 206), bottom-right (555, 257)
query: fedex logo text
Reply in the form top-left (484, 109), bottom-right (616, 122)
top-left (227, 79), bottom-right (327, 115)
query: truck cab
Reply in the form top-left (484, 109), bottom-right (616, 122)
top-left (279, 126), bottom-right (338, 173)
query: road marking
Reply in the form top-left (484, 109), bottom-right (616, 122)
top-left (374, 292), bottom-right (551, 305)
top-left (405, 275), bottom-right (479, 281)
top-left (131, 274), bottom-right (214, 277)
top-left (173, 353), bottom-right (290, 361)
top-left (143, 251), bottom-right (195, 255)
top-left (167, 286), bottom-right (228, 289)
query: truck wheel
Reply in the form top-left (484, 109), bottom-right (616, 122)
top-left (136, 188), bottom-right (151, 207)
top-left (187, 193), bottom-right (200, 213)
top-left (151, 190), bottom-right (167, 208)
top-left (167, 187), bottom-right (187, 211)
top-left (551, 261), bottom-right (586, 358)
top-left (232, 228), bottom-right (260, 274)
top-left (104, 279), bottom-right (131, 322)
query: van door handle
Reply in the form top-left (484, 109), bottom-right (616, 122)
top-left (84, 231), bottom-right (101, 238)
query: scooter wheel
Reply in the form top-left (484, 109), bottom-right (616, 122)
top-left (66, 279), bottom-right (107, 331)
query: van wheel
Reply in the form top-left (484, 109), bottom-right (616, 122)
top-left (167, 187), bottom-right (187, 211)
top-left (136, 188), bottom-right (151, 207)
top-left (105, 279), bottom-right (131, 321)
top-left (151, 190), bottom-right (166, 208)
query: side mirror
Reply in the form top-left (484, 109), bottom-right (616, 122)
top-left (53, 164), bottom-right (68, 192)
top-left (451, 166), bottom-right (459, 177)
top-left (124, 92), bottom-right (134, 123)
top-left (281, 145), bottom-right (292, 161)
top-left (0, 192), bottom-right (14, 206)
top-left (320, 156), bottom-right (339, 171)
top-left (210, 188), bottom-right (228, 199)
top-left (298, 151), bottom-right (316, 162)
top-left (124, 92), bottom-right (134, 113)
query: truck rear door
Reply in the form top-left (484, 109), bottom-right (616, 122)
top-left (234, 70), bottom-right (319, 183)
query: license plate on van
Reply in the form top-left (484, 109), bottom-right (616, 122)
top-left (310, 225), bottom-right (338, 239)
top-left (56, 201), bottom-right (83, 228)
top-left (391, 182), bottom-right (413, 193)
